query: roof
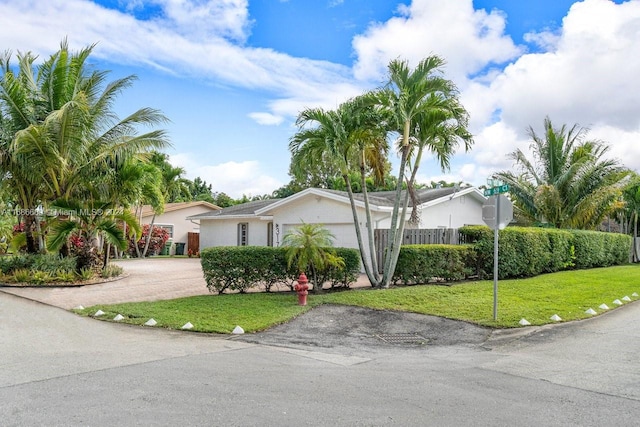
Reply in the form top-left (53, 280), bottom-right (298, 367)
top-left (320, 187), bottom-right (461, 207)
top-left (190, 186), bottom-right (485, 220)
top-left (140, 201), bottom-right (221, 218)
top-left (187, 199), bottom-right (281, 220)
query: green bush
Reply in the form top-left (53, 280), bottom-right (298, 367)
top-left (31, 254), bottom-right (77, 274)
top-left (570, 230), bottom-right (631, 268)
top-left (0, 254), bottom-right (77, 276)
top-left (100, 264), bottom-right (124, 278)
top-left (462, 225), bottom-right (629, 279)
top-left (200, 246), bottom-right (360, 294)
top-left (393, 244), bottom-right (476, 285)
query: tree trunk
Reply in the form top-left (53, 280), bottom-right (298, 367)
top-left (24, 214), bottom-right (38, 254)
top-left (142, 214), bottom-right (156, 257)
top-left (343, 172), bottom-right (380, 287)
top-left (381, 139), bottom-right (410, 288)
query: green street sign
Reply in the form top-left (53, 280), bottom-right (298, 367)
top-left (483, 184), bottom-right (510, 197)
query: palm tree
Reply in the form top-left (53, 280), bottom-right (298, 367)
top-left (290, 97), bottom-right (389, 286)
top-left (495, 117), bottom-right (628, 229)
top-left (1, 40), bottom-right (169, 256)
top-left (405, 98), bottom-right (473, 226)
top-left (364, 56), bottom-right (470, 287)
top-left (47, 199), bottom-right (140, 272)
top-left (282, 223), bottom-right (343, 292)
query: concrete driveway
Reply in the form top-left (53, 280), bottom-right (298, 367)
top-left (0, 258), bottom-right (209, 309)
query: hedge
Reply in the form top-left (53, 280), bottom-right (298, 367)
top-left (392, 244), bottom-right (476, 285)
top-left (459, 225), bottom-right (631, 279)
top-left (200, 246), bottom-right (360, 294)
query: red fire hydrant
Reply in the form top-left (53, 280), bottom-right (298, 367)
top-left (294, 273), bottom-right (309, 306)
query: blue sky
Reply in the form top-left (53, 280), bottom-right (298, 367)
top-left (1, 0), bottom-right (638, 197)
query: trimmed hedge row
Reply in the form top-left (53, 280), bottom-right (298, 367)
top-left (200, 246), bottom-right (360, 294)
top-left (459, 225), bottom-right (631, 279)
top-left (392, 244), bottom-right (476, 285)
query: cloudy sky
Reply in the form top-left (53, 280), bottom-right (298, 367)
top-left (1, 0), bottom-right (638, 197)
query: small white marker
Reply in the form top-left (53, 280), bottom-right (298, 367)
top-left (550, 314), bottom-right (562, 322)
top-left (622, 296), bottom-right (631, 302)
top-left (613, 299), bottom-right (623, 306)
top-left (584, 308), bottom-right (597, 315)
top-left (113, 314), bottom-right (125, 321)
top-left (74, 305), bottom-right (85, 310)
top-left (232, 325), bottom-right (245, 334)
top-left (145, 318), bottom-right (157, 326)
top-left (632, 292), bottom-right (638, 297)
top-left (181, 322), bottom-right (194, 330)
top-left (519, 318), bottom-right (531, 326)
top-left (94, 310), bottom-right (105, 317)
top-left (599, 304), bottom-right (609, 310)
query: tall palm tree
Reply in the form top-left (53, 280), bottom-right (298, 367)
top-left (364, 56), bottom-right (470, 287)
top-left (290, 97), bottom-right (389, 286)
top-left (495, 117), bottom-right (628, 229)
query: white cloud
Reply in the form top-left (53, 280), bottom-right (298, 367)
top-left (170, 153), bottom-right (282, 198)
top-left (351, 0), bottom-right (522, 84)
top-left (0, 0), bottom-right (358, 119)
top-left (248, 112), bottom-right (284, 126)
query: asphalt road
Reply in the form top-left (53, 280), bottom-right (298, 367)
top-left (2, 289), bottom-right (640, 426)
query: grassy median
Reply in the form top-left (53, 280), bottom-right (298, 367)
top-left (76, 265), bottom-right (640, 333)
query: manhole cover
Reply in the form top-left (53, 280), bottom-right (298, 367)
top-left (376, 333), bottom-right (428, 345)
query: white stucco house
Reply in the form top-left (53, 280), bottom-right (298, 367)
top-left (139, 201), bottom-right (221, 255)
top-left (187, 187), bottom-right (487, 261)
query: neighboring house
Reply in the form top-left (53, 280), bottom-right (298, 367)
top-left (187, 187), bottom-right (487, 263)
top-left (139, 201), bottom-right (221, 254)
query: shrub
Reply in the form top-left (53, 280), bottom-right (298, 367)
top-left (200, 246), bottom-right (359, 294)
top-left (393, 244), bottom-right (476, 285)
top-left (31, 253), bottom-right (77, 275)
top-left (101, 264), bottom-right (124, 278)
top-left (12, 268), bottom-right (31, 283)
top-left (78, 267), bottom-right (94, 281)
top-left (463, 225), bottom-right (629, 279)
top-left (128, 225), bottom-right (170, 257)
top-left (570, 230), bottom-right (631, 268)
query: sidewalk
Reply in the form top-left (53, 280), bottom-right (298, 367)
top-left (0, 258), bottom-right (373, 309)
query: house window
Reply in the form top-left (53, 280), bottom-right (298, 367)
top-left (156, 224), bottom-right (174, 239)
top-left (237, 223), bottom-right (248, 246)
top-left (267, 222), bottom-right (273, 247)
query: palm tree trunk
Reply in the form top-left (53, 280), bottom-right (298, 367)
top-left (142, 214), bottom-right (156, 257)
top-left (359, 160), bottom-right (381, 283)
top-left (381, 137), bottom-right (410, 288)
top-left (343, 172), bottom-right (380, 287)
top-left (24, 214), bottom-right (38, 254)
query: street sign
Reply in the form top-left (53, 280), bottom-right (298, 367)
top-left (483, 184), bottom-right (510, 197)
top-left (482, 195), bottom-right (513, 230)
top-left (481, 194), bottom-right (514, 321)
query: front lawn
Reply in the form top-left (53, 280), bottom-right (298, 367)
top-left (76, 265), bottom-right (640, 333)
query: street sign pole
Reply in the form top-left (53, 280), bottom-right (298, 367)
top-left (493, 195), bottom-right (500, 321)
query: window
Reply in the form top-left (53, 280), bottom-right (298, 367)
top-left (267, 222), bottom-right (273, 247)
top-left (237, 223), bottom-right (248, 246)
top-left (156, 224), bottom-right (174, 239)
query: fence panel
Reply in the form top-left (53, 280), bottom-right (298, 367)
top-left (374, 228), bottom-right (461, 273)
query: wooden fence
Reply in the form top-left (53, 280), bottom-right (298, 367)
top-left (374, 228), bottom-right (462, 273)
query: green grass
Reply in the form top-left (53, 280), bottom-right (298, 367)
top-left (76, 265), bottom-right (640, 333)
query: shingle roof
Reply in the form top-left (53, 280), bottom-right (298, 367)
top-left (140, 201), bottom-right (221, 217)
top-left (320, 187), bottom-right (458, 207)
top-left (188, 199), bottom-right (281, 219)
top-left (189, 186), bottom-right (470, 219)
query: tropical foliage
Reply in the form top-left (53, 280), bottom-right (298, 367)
top-left (290, 56), bottom-right (472, 288)
top-left (0, 40), bottom-right (169, 269)
top-left (495, 117), bottom-right (629, 229)
top-left (282, 223), bottom-right (345, 292)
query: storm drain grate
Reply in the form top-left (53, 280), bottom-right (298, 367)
top-left (376, 333), bottom-right (428, 345)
